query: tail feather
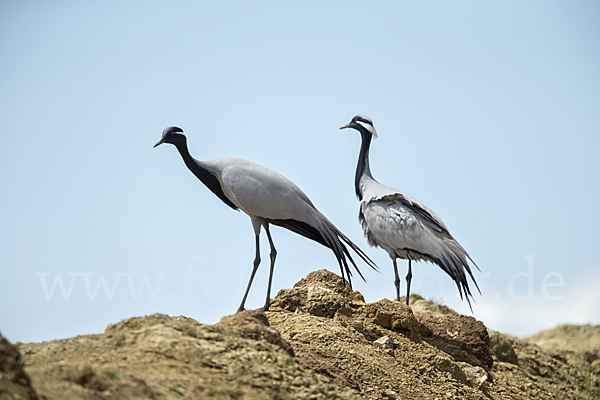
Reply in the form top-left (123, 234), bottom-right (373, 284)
top-left (434, 239), bottom-right (480, 311)
top-left (318, 212), bottom-right (378, 282)
top-left (320, 225), bottom-right (353, 287)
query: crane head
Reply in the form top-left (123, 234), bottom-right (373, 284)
top-left (153, 126), bottom-right (185, 148)
top-left (340, 115), bottom-right (378, 138)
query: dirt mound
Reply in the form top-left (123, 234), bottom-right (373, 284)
top-left (526, 324), bottom-right (600, 398)
top-left (14, 312), bottom-right (358, 400)
top-left (4, 269), bottom-right (599, 399)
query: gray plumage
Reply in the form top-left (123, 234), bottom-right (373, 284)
top-left (154, 126), bottom-right (377, 312)
top-left (340, 116), bottom-right (480, 309)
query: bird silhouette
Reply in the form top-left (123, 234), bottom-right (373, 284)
top-left (340, 116), bottom-right (479, 309)
top-left (154, 126), bottom-right (377, 311)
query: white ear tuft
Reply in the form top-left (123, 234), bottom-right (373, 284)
top-left (357, 121), bottom-right (378, 139)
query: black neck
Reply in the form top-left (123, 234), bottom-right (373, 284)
top-left (173, 138), bottom-right (239, 210)
top-left (355, 129), bottom-right (373, 199)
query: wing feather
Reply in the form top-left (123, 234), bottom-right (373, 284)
top-left (360, 192), bottom-right (479, 308)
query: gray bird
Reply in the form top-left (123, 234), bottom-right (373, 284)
top-left (340, 116), bottom-right (479, 309)
top-left (154, 126), bottom-right (377, 312)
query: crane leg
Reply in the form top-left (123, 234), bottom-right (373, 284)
top-left (262, 224), bottom-right (277, 311)
top-left (237, 234), bottom-right (261, 312)
top-left (393, 259), bottom-right (401, 302)
top-left (405, 260), bottom-right (413, 306)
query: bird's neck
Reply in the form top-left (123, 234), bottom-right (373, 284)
top-left (173, 138), bottom-right (239, 210)
top-left (174, 138), bottom-right (200, 174)
top-left (355, 130), bottom-right (375, 199)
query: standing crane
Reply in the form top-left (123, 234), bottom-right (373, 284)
top-left (340, 116), bottom-right (479, 309)
top-left (154, 126), bottom-right (377, 312)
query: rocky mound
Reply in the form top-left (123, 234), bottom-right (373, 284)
top-left (1, 269), bottom-right (598, 399)
top-left (525, 324), bottom-right (600, 398)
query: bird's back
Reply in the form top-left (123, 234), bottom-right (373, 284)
top-left (360, 176), bottom-right (448, 231)
top-left (204, 157), bottom-right (321, 224)
top-left (359, 177), bottom-right (466, 261)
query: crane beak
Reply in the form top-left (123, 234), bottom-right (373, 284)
top-left (339, 123), bottom-right (351, 130)
top-left (153, 137), bottom-right (166, 148)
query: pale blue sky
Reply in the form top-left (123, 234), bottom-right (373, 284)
top-left (1, 1), bottom-right (599, 344)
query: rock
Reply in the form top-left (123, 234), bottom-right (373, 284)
top-left (360, 299), bottom-right (421, 343)
top-left (271, 270), bottom-right (421, 347)
top-left (215, 309), bottom-right (294, 356)
top-left (488, 330), bottom-right (518, 364)
top-left (417, 314), bottom-right (493, 373)
top-left (433, 355), bottom-right (467, 384)
top-left (462, 365), bottom-right (490, 389)
top-left (271, 269), bottom-right (365, 318)
top-left (373, 335), bottom-right (399, 349)
top-left (0, 333), bottom-right (39, 400)
top-left (405, 294), bottom-right (457, 317)
top-left (293, 269), bottom-right (360, 296)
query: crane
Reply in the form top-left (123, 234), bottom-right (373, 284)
top-left (154, 126), bottom-right (377, 312)
top-left (340, 116), bottom-right (479, 309)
